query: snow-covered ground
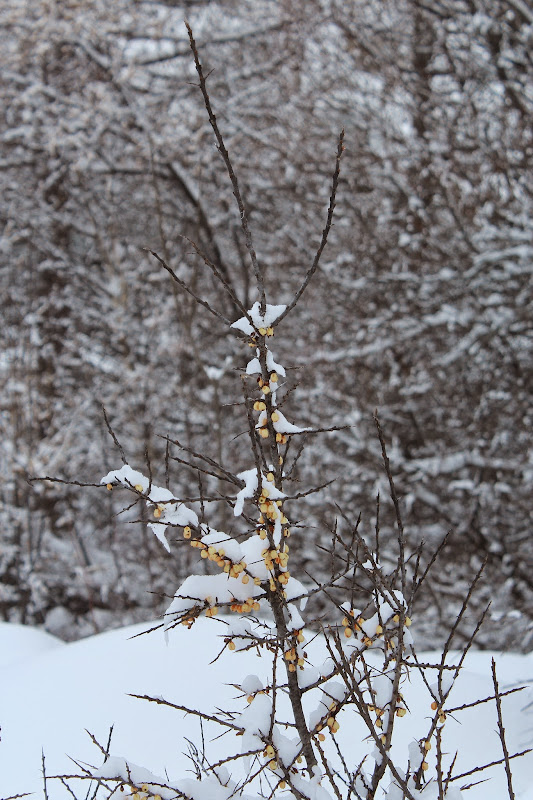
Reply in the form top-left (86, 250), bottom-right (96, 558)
top-left (1, 619), bottom-right (532, 799)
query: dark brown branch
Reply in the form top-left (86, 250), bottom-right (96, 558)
top-left (102, 404), bottom-right (126, 464)
top-left (274, 129), bottom-right (345, 325)
top-left (128, 694), bottom-right (243, 732)
top-left (374, 411), bottom-right (407, 597)
top-left (492, 658), bottom-right (517, 800)
top-left (145, 247), bottom-right (231, 325)
top-left (185, 21), bottom-right (266, 312)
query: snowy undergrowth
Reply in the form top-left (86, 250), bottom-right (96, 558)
top-left (1, 620), bottom-right (532, 800)
top-left (18, 23), bottom-right (532, 800)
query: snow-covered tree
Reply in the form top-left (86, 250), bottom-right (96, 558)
top-left (1, 0), bottom-right (531, 647)
top-left (40, 24), bottom-right (530, 800)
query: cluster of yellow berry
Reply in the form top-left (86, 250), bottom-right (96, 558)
top-left (262, 742), bottom-right (300, 786)
top-left (430, 700), bottom-right (447, 725)
top-left (341, 610), bottom-right (412, 653)
top-left (315, 700), bottom-right (341, 738)
top-left (229, 598), bottom-right (261, 614)
top-left (341, 611), bottom-right (366, 641)
top-left (248, 327), bottom-right (274, 344)
top-left (419, 738), bottom-right (432, 772)
top-left (263, 743), bottom-right (279, 771)
top-left (123, 784), bottom-right (161, 800)
top-left (283, 628), bottom-right (306, 673)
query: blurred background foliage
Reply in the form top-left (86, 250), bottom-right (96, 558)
top-left (0, 0), bottom-right (531, 648)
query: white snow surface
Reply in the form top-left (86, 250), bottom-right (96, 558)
top-left (0, 620), bottom-right (532, 799)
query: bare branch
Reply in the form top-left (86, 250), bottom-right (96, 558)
top-left (144, 247), bottom-right (231, 325)
top-left (274, 129), bottom-right (345, 325)
top-left (185, 21), bottom-right (265, 312)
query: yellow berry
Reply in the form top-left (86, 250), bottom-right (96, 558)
top-left (270, 372), bottom-right (278, 382)
top-left (266, 327), bottom-right (274, 336)
top-left (266, 472), bottom-right (275, 482)
top-left (344, 627), bottom-right (353, 638)
top-left (259, 428), bottom-right (269, 439)
top-left (228, 641), bottom-right (236, 651)
top-left (421, 761), bottom-right (429, 771)
top-left (424, 741), bottom-right (432, 751)
top-left (405, 616), bottom-right (412, 627)
top-left (262, 385), bottom-right (271, 394)
top-left (396, 707), bottom-right (407, 717)
top-left (153, 507), bottom-right (162, 518)
top-left (318, 733), bottom-right (325, 742)
top-left (183, 526), bottom-right (191, 539)
top-left (271, 411), bottom-right (280, 422)
top-left (258, 327), bottom-right (267, 336)
top-left (431, 701), bottom-right (438, 711)
top-left (106, 483), bottom-right (113, 491)
top-left (134, 484), bottom-right (144, 493)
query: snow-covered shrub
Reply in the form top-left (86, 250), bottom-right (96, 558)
top-left (50, 24), bottom-right (527, 800)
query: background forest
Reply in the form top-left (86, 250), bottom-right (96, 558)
top-left (1, 0), bottom-right (531, 650)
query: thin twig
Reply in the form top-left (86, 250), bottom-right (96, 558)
top-left (185, 21), bottom-right (265, 312)
top-left (145, 247), bottom-right (231, 325)
top-left (491, 658), bottom-right (516, 800)
top-left (275, 130), bottom-right (345, 325)
top-left (374, 411), bottom-right (406, 598)
top-left (41, 750), bottom-right (49, 800)
top-left (102, 404), bottom-right (126, 464)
